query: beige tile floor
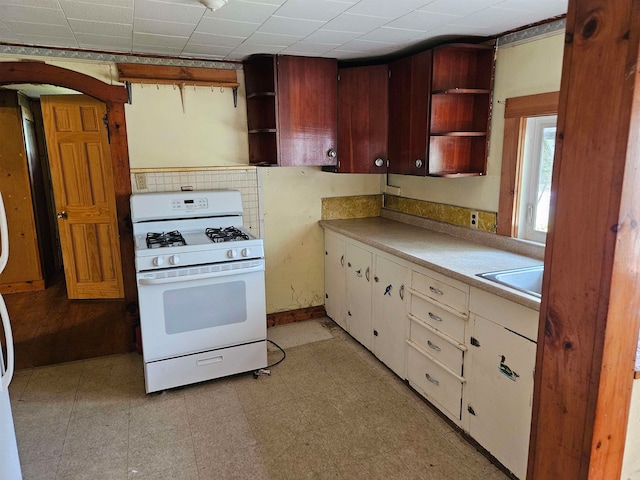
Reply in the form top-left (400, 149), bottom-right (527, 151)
top-left (10, 318), bottom-right (510, 480)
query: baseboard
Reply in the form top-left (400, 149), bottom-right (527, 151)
top-left (267, 305), bottom-right (327, 327)
top-left (0, 279), bottom-right (45, 294)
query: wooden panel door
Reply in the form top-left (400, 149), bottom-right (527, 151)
top-left (277, 55), bottom-right (337, 166)
top-left (388, 50), bottom-right (431, 175)
top-left (0, 91), bottom-right (44, 292)
top-left (337, 65), bottom-right (388, 173)
top-left (41, 95), bottom-right (124, 299)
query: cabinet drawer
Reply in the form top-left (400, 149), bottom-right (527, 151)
top-left (407, 344), bottom-right (463, 421)
top-left (412, 270), bottom-right (468, 314)
top-left (409, 317), bottom-right (464, 375)
top-left (409, 294), bottom-right (466, 343)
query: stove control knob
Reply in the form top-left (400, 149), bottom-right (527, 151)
top-left (153, 257), bottom-right (164, 266)
top-left (169, 255), bottom-right (180, 265)
top-left (227, 249), bottom-right (238, 259)
top-left (241, 248), bottom-right (251, 257)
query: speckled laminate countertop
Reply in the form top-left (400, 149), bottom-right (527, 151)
top-left (320, 215), bottom-right (543, 311)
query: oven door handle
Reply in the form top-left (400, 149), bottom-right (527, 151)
top-left (138, 265), bottom-right (264, 285)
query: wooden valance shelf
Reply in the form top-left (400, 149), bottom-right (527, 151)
top-left (432, 88), bottom-right (490, 95)
top-left (116, 63), bottom-right (240, 108)
top-left (430, 131), bottom-right (487, 137)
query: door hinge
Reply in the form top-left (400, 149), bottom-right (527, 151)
top-left (386, 159), bottom-right (389, 168)
top-left (102, 113), bottom-right (111, 144)
top-left (468, 405), bottom-right (476, 416)
top-left (470, 337), bottom-right (481, 347)
top-left (388, 70), bottom-right (391, 78)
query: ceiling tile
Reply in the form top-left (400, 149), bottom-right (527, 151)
top-left (281, 41), bottom-right (340, 56)
top-left (134, 0), bottom-right (205, 24)
top-left (134, 18), bottom-right (197, 36)
top-left (451, 6), bottom-right (531, 28)
top-left (204, 1), bottom-right (281, 23)
top-left (417, 0), bottom-right (499, 16)
top-left (228, 42), bottom-right (284, 56)
top-left (182, 43), bottom-right (235, 56)
top-left (385, 10), bottom-right (462, 31)
top-left (346, 0), bottom-right (432, 19)
top-left (303, 29), bottom-right (360, 44)
top-left (15, 34), bottom-right (79, 48)
top-left (337, 38), bottom-right (394, 52)
top-left (194, 17), bottom-right (260, 37)
top-left (322, 13), bottom-right (390, 34)
top-left (498, 0), bottom-right (567, 16)
top-left (8, 0), bottom-right (62, 8)
top-left (133, 31), bottom-right (189, 48)
top-left (78, 0), bottom-right (133, 6)
top-left (68, 19), bottom-right (133, 36)
top-left (3, 21), bottom-right (75, 38)
top-left (274, 0), bottom-right (352, 22)
top-left (132, 44), bottom-right (183, 55)
top-left (258, 16), bottom-right (324, 36)
top-left (245, 31), bottom-right (301, 46)
top-left (58, 0), bottom-right (133, 23)
top-left (0, 5), bottom-right (67, 25)
top-left (76, 33), bottom-right (132, 50)
top-left (0, 26), bottom-right (20, 42)
top-left (359, 26), bottom-right (427, 44)
top-left (188, 31), bottom-right (245, 47)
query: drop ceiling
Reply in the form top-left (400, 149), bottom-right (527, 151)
top-left (0, 0), bottom-right (567, 62)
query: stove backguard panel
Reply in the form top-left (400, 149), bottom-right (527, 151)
top-left (130, 168), bottom-right (261, 238)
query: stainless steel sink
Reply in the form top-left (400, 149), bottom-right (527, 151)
top-left (477, 265), bottom-right (544, 298)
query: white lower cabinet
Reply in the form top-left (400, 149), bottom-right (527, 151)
top-left (346, 242), bottom-right (373, 350)
top-left (322, 229), bottom-right (540, 480)
top-left (324, 232), bottom-right (346, 329)
top-left (372, 255), bottom-right (408, 377)
top-left (466, 287), bottom-right (539, 480)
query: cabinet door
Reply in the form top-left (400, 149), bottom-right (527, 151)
top-left (346, 243), bottom-right (372, 350)
top-left (277, 55), bottom-right (337, 166)
top-left (337, 65), bottom-right (388, 173)
top-left (324, 233), bottom-right (346, 329)
top-left (372, 255), bottom-right (408, 377)
top-left (387, 50), bottom-right (431, 175)
top-left (466, 315), bottom-right (536, 480)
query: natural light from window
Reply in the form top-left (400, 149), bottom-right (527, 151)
top-left (518, 115), bottom-right (557, 243)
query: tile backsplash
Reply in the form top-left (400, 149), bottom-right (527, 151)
top-left (130, 167), bottom-right (262, 238)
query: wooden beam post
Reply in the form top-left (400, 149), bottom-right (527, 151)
top-left (529, 1), bottom-right (640, 478)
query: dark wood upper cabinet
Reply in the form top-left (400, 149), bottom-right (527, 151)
top-left (387, 50), bottom-right (432, 176)
top-left (337, 64), bottom-right (389, 174)
top-left (244, 54), bottom-right (337, 167)
top-left (428, 44), bottom-right (494, 177)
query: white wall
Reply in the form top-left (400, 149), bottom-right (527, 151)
top-left (388, 33), bottom-right (565, 213)
top-left (260, 167), bottom-right (381, 313)
top-left (623, 380), bottom-right (640, 479)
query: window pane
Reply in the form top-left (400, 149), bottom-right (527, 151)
top-left (534, 126), bottom-right (556, 232)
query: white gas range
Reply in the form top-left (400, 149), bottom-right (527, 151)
top-left (131, 190), bottom-right (267, 393)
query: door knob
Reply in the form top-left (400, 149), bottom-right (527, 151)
top-left (57, 211), bottom-right (67, 219)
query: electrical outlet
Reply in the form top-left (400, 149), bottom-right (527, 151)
top-left (470, 210), bottom-right (479, 229)
top-left (134, 173), bottom-right (147, 190)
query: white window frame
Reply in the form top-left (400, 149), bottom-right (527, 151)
top-left (517, 115), bottom-right (557, 244)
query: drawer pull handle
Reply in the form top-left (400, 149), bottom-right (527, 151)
top-left (197, 355), bottom-right (223, 366)
top-left (340, 255), bottom-right (344, 267)
top-left (428, 312), bottom-right (443, 322)
top-left (425, 373), bottom-right (439, 385)
top-left (399, 284), bottom-right (405, 300)
top-left (365, 267), bottom-right (370, 282)
top-left (427, 340), bottom-right (441, 352)
top-left (429, 286), bottom-right (444, 295)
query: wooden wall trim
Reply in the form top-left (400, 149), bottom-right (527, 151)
top-left (528, 1), bottom-right (640, 478)
top-left (117, 63), bottom-right (239, 87)
top-left (497, 91), bottom-right (559, 237)
top-left (267, 306), bottom-right (327, 328)
top-left (0, 280), bottom-right (45, 294)
top-left (0, 62), bottom-right (128, 103)
top-left (504, 91), bottom-right (559, 118)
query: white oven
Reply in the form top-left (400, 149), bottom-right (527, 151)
top-left (131, 190), bottom-right (267, 393)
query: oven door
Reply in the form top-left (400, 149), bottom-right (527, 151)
top-left (136, 260), bottom-right (266, 362)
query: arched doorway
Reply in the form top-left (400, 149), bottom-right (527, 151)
top-left (0, 62), bottom-right (137, 365)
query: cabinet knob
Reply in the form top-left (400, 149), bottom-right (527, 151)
top-left (327, 149), bottom-right (337, 158)
top-left (415, 159), bottom-right (424, 168)
top-left (374, 275), bottom-right (379, 282)
top-left (373, 330), bottom-right (378, 337)
top-left (57, 211), bottom-right (67, 219)
top-left (374, 157), bottom-right (384, 167)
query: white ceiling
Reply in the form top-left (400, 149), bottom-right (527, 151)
top-left (0, 0), bottom-right (567, 62)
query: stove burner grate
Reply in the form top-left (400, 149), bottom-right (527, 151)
top-left (205, 227), bottom-right (250, 243)
top-left (146, 230), bottom-right (187, 248)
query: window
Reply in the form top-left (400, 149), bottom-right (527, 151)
top-left (518, 115), bottom-right (557, 243)
top-left (497, 92), bottom-right (559, 242)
